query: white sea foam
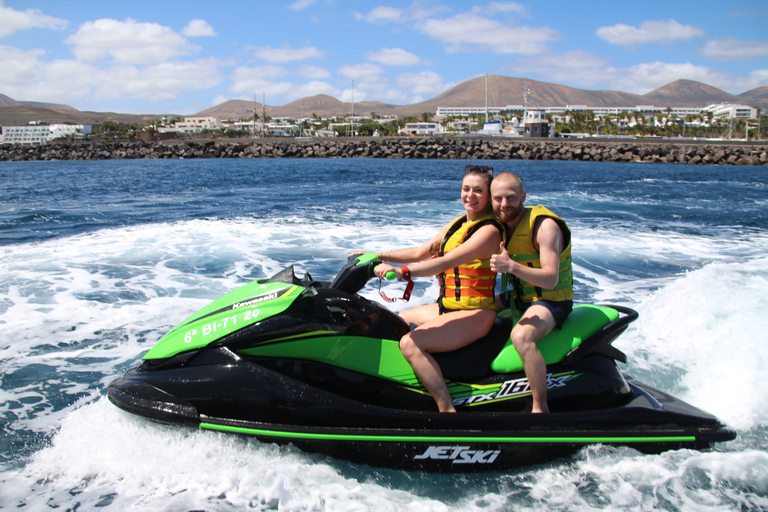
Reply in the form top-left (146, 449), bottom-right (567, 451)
top-left (2, 399), bottom-right (452, 511)
top-left (1, 214), bottom-right (767, 510)
top-left (491, 445), bottom-right (768, 511)
top-left (626, 257), bottom-right (768, 432)
top-left (4, 400), bottom-right (766, 511)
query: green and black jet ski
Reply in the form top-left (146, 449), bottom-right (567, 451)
top-left (108, 253), bottom-right (736, 472)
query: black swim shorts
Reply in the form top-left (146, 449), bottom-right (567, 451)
top-left (501, 293), bottom-right (573, 328)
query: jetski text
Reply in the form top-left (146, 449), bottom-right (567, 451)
top-left (414, 446), bottom-right (501, 465)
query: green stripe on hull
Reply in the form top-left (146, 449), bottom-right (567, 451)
top-left (200, 422), bottom-right (696, 444)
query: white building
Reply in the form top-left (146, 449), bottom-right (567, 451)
top-left (436, 106), bottom-right (510, 117)
top-left (157, 117), bottom-right (221, 134)
top-left (233, 119), bottom-right (300, 136)
top-left (233, 120), bottom-right (266, 133)
top-left (0, 124), bottom-right (91, 145)
top-left (436, 103), bottom-right (759, 122)
top-left (398, 122), bottom-right (448, 136)
top-left (702, 103), bottom-right (758, 120)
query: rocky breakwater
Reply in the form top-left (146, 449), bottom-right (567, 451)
top-left (2, 138), bottom-right (767, 165)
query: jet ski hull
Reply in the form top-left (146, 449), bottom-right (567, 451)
top-left (108, 358), bottom-right (735, 472)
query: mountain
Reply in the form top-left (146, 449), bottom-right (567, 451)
top-left (387, 75), bottom-right (655, 117)
top-left (0, 93), bottom-right (78, 112)
top-left (737, 86), bottom-right (768, 111)
top-left (2, 76), bottom-right (766, 126)
top-left (0, 104), bottom-right (169, 126)
top-left (0, 93), bottom-right (21, 107)
top-left (643, 79), bottom-right (735, 107)
top-left (194, 95), bottom-right (403, 120)
top-left (195, 99), bottom-right (266, 121)
top-left (0, 92), bottom-right (159, 125)
top-left (197, 76), bottom-right (763, 119)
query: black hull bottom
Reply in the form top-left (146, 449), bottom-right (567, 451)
top-left (108, 377), bottom-right (736, 473)
top-left (197, 418), bottom-right (733, 473)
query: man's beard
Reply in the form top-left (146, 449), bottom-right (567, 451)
top-left (496, 205), bottom-right (521, 225)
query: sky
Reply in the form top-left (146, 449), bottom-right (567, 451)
top-left (1, 0), bottom-right (767, 115)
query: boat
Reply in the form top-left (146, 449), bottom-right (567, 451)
top-left (108, 253), bottom-right (736, 472)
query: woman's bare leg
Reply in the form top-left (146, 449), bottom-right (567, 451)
top-left (398, 303), bottom-right (439, 327)
top-left (400, 308), bottom-right (496, 412)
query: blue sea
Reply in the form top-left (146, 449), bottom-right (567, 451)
top-left (1, 157), bottom-right (767, 511)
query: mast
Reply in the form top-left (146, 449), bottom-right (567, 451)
top-left (351, 80), bottom-right (355, 137)
top-left (262, 92), bottom-right (266, 138)
top-left (485, 73), bottom-right (488, 124)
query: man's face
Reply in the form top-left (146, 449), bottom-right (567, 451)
top-left (492, 180), bottom-right (526, 225)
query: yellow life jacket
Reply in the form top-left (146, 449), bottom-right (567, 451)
top-left (503, 205), bottom-right (573, 304)
top-left (438, 212), bottom-right (502, 311)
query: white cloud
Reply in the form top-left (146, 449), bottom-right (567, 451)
top-left (611, 62), bottom-right (739, 93)
top-left (0, 46), bottom-right (97, 104)
top-left (354, 6), bottom-right (405, 24)
top-left (225, 73), bottom-right (338, 104)
top-left (66, 19), bottom-right (196, 65)
top-left (365, 47), bottom-right (423, 66)
top-left (230, 65), bottom-right (288, 86)
top-left (420, 13), bottom-right (559, 54)
top-left (337, 63), bottom-right (399, 103)
top-left (511, 50), bottom-right (612, 87)
top-left (509, 51), bottom-right (765, 95)
top-left (252, 45), bottom-right (323, 63)
top-left (296, 64), bottom-right (330, 79)
top-left (182, 19), bottom-right (216, 37)
top-left (283, 81), bottom-right (340, 101)
top-left (0, 2), bottom-right (68, 37)
top-left (596, 19), bottom-right (704, 46)
top-left (700, 38), bottom-right (768, 61)
top-left (211, 94), bottom-right (237, 106)
top-left (338, 63), bottom-right (384, 82)
top-left (288, 0), bottom-right (317, 10)
top-left (396, 70), bottom-right (446, 96)
top-left (0, 43), bottom-right (225, 104)
top-left (229, 65), bottom-right (296, 96)
top-left (355, 3), bottom-right (450, 24)
top-left (472, 2), bottom-right (528, 16)
top-left (0, 45), bottom-right (46, 89)
top-left (92, 59), bottom-right (223, 101)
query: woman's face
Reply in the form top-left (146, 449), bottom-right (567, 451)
top-left (461, 174), bottom-right (491, 217)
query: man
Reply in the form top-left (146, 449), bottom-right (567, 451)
top-left (489, 172), bottom-right (573, 414)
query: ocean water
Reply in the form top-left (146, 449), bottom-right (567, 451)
top-left (0, 157), bottom-right (767, 511)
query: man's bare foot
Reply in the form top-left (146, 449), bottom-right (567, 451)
top-left (521, 399), bottom-right (549, 413)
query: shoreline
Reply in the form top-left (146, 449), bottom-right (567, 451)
top-left (2, 137), bottom-right (767, 165)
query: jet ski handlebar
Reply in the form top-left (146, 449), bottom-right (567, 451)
top-left (329, 252), bottom-right (395, 295)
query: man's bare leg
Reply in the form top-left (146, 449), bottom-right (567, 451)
top-left (510, 305), bottom-right (557, 413)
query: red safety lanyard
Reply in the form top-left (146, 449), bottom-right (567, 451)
top-left (378, 266), bottom-right (414, 303)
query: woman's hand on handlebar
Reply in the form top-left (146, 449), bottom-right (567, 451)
top-left (374, 263), bottom-right (399, 280)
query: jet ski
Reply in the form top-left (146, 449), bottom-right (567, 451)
top-left (108, 253), bottom-right (736, 472)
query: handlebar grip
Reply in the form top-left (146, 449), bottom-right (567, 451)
top-left (374, 265), bottom-right (397, 281)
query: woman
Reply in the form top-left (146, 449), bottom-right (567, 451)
top-left (367, 166), bottom-right (502, 413)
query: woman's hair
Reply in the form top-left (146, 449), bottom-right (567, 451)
top-left (463, 165), bottom-right (494, 213)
